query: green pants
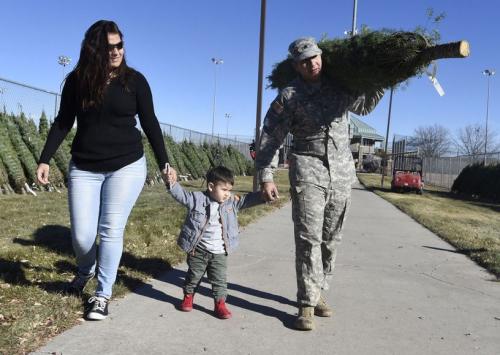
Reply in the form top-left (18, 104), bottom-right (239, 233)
top-left (184, 247), bottom-right (228, 301)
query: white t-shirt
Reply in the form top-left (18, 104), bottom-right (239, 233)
top-left (198, 201), bottom-right (225, 254)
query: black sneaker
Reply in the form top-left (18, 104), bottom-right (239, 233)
top-left (66, 272), bottom-right (95, 295)
top-left (86, 296), bottom-right (109, 320)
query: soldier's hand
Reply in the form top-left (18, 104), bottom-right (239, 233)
top-left (261, 182), bottom-right (279, 202)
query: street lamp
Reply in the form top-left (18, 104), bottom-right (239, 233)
top-left (211, 57), bottom-right (223, 137)
top-left (482, 69), bottom-right (495, 164)
top-left (58, 55), bottom-right (71, 78)
top-left (58, 55), bottom-right (71, 94)
top-left (225, 113), bottom-right (231, 138)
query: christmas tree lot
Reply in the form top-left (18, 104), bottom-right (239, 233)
top-left (268, 30), bottom-right (469, 93)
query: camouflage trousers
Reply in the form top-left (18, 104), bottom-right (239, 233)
top-left (291, 181), bottom-right (351, 306)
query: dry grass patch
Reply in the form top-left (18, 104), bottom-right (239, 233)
top-left (0, 171), bottom-right (290, 354)
top-left (358, 173), bottom-right (500, 279)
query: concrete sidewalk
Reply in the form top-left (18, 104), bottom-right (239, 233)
top-left (36, 183), bottom-right (500, 355)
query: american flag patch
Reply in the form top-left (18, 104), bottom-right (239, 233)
top-left (271, 100), bottom-right (284, 114)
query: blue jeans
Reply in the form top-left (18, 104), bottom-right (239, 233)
top-left (68, 156), bottom-right (146, 298)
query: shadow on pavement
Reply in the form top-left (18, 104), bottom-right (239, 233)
top-left (8, 225), bottom-right (297, 328)
top-left (136, 268), bottom-right (296, 329)
top-left (422, 245), bottom-right (487, 255)
top-left (9, 225), bottom-right (174, 295)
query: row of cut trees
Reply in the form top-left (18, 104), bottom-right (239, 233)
top-left (0, 110), bottom-right (253, 195)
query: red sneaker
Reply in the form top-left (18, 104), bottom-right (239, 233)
top-left (214, 299), bottom-right (232, 319)
top-left (180, 294), bottom-right (194, 312)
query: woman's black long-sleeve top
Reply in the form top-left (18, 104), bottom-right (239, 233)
top-left (39, 69), bottom-right (168, 172)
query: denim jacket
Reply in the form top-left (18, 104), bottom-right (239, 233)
top-left (169, 182), bottom-right (265, 253)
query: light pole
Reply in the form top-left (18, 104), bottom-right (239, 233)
top-left (253, 0), bottom-right (267, 191)
top-left (351, 0), bottom-right (358, 36)
top-left (0, 87), bottom-right (5, 112)
top-left (482, 69), bottom-right (495, 164)
top-left (211, 57), bottom-right (223, 137)
top-left (381, 87), bottom-right (394, 187)
top-left (57, 55), bottom-right (71, 118)
top-left (58, 55), bottom-right (71, 84)
top-left (57, 55), bottom-right (71, 110)
top-left (225, 113), bottom-right (231, 138)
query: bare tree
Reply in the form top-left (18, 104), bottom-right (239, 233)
top-left (454, 124), bottom-right (500, 156)
top-left (485, 130), bottom-right (500, 154)
top-left (455, 123), bottom-right (485, 156)
top-left (408, 124), bottom-right (450, 157)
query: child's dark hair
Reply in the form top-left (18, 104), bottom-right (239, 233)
top-left (206, 166), bottom-right (234, 186)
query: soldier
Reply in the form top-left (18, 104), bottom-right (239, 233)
top-left (256, 37), bottom-right (384, 330)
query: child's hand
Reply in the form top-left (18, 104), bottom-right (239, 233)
top-left (162, 164), bottom-right (178, 188)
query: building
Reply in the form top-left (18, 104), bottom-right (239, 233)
top-left (349, 113), bottom-right (384, 169)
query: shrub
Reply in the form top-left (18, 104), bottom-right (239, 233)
top-left (452, 163), bottom-right (500, 201)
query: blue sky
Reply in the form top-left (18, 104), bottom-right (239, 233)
top-left (1, 0), bottom-right (498, 143)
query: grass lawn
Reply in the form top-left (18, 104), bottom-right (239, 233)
top-left (0, 171), bottom-right (290, 355)
top-left (357, 173), bottom-right (500, 280)
top-left (4, 169), bottom-right (497, 354)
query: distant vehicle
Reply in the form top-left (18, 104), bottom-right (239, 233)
top-left (391, 155), bottom-right (424, 194)
top-left (249, 140), bottom-right (256, 160)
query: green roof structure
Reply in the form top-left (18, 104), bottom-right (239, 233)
top-left (349, 114), bottom-right (384, 141)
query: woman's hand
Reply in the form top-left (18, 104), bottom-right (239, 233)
top-left (162, 163), bottom-right (177, 187)
top-left (36, 163), bottom-right (50, 185)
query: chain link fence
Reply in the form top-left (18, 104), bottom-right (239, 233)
top-left (1, 76), bottom-right (253, 161)
top-left (0, 77), bottom-right (60, 122)
top-left (389, 135), bottom-right (500, 190)
top-left (423, 152), bottom-right (500, 190)
top-left (158, 122), bottom-right (252, 160)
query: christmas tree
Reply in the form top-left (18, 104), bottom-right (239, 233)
top-left (268, 30), bottom-right (469, 93)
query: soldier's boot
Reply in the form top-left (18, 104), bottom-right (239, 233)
top-left (314, 295), bottom-right (333, 317)
top-left (294, 306), bottom-right (315, 331)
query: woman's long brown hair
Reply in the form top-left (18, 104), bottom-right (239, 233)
top-left (71, 20), bottom-right (133, 110)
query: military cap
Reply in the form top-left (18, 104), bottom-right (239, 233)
top-left (288, 37), bottom-right (322, 62)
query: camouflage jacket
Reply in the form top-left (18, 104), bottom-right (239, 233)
top-left (256, 77), bottom-right (383, 190)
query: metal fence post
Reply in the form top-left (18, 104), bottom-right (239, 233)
top-left (54, 94), bottom-right (58, 119)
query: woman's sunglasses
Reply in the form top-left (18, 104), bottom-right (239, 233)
top-left (108, 42), bottom-right (124, 51)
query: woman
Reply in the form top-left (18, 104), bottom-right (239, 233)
top-left (36, 20), bottom-right (169, 320)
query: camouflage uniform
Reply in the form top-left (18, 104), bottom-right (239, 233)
top-left (256, 76), bottom-right (383, 307)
